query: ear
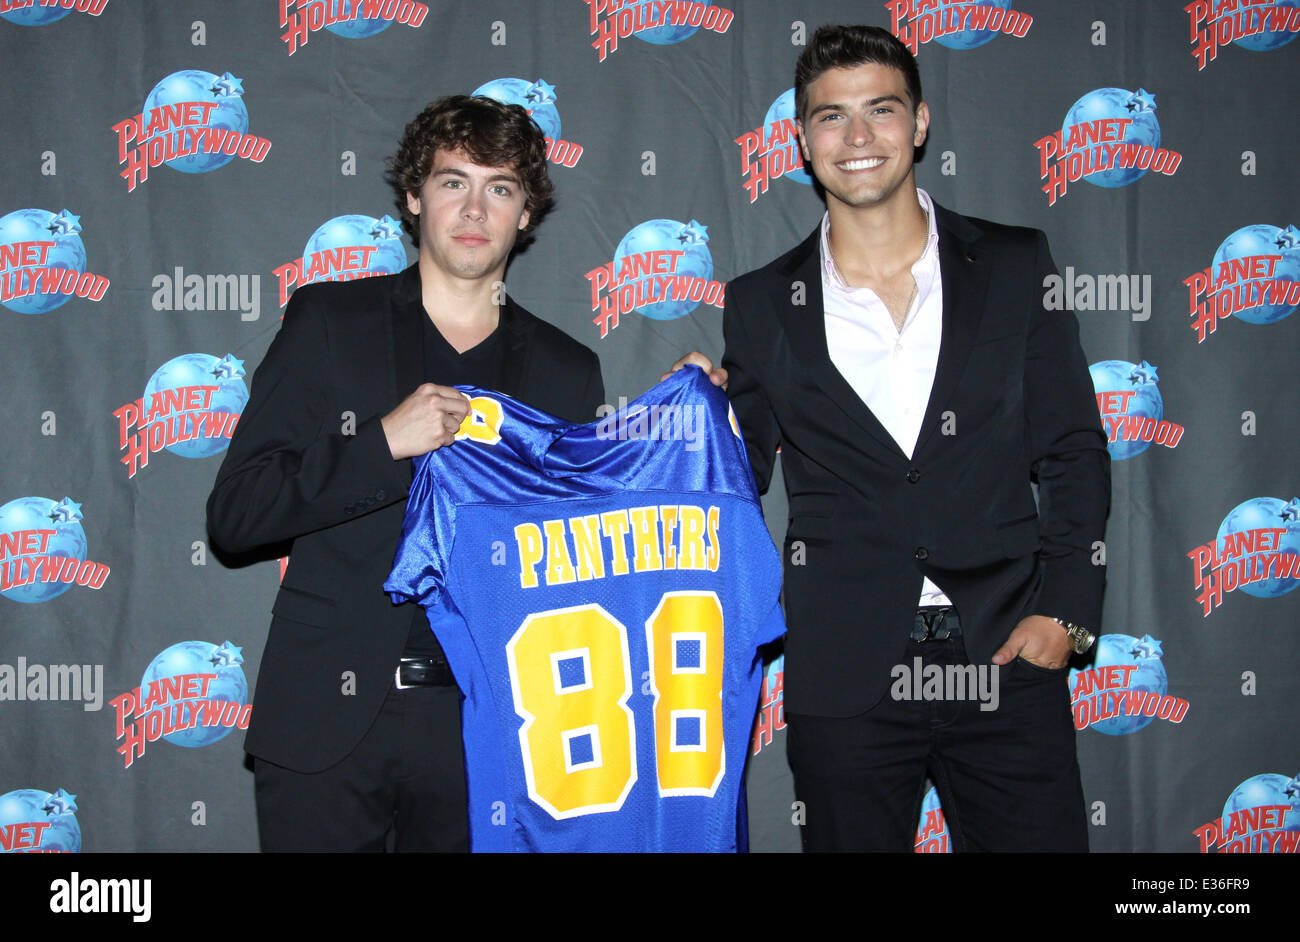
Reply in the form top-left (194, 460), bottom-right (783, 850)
top-left (517, 207), bottom-right (530, 232)
top-left (796, 119), bottom-right (808, 158)
top-left (913, 101), bottom-right (931, 148)
top-left (405, 190), bottom-right (421, 217)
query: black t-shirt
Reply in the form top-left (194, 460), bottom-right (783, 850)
top-left (403, 313), bottom-right (505, 658)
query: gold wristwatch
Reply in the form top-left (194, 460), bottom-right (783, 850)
top-left (1051, 618), bottom-right (1096, 655)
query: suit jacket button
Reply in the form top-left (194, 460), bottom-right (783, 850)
top-left (344, 503), bottom-right (355, 515)
top-left (906, 468), bottom-right (921, 483)
top-left (376, 490), bottom-right (385, 501)
top-left (915, 547), bottom-right (929, 561)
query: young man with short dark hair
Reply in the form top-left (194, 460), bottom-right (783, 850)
top-left (678, 25), bottom-right (1108, 851)
top-left (208, 95), bottom-right (603, 852)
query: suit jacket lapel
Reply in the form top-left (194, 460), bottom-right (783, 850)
top-left (774, 228), bottom-right (910, 460)
top-left (914, 205), bottom-right (990, 456)
top-left (390, 264), bottom-right (424, 401)
top-left (497, 296), bottom-right (532, 401)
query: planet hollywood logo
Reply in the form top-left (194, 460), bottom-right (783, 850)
top-left (587, 218), bottom-right (725, 339)
top-left (736, 89), bottom-right (811, 204)
top-left (0, 497), bottom-right (110, 603)
top-left (1089, 360), bottom-right (1185, 461)
top-left (1188, 497), bottom-right (1300, 616)
top-left (1186, 0), bottom-right (1300, 70)
top-left (111, 70), bottom-right (272, 193)
top-left (584, 0), bottom-right (734, 62)
top-left (473, 78), bottom-right (584, 169)
top-left (113, 353), bottom-right (249, 479)
top-left (109, 641), bottom-right (251, 770)
top-left (1069, 634), bottom-right (1189, 734)
top-left (0, 0), bottom-right (107, 25)
top-left (0, 208), bottom-right (109, 314)
top-left (914, 785), bottom-right (951, 853)
top-left (274, 214), bottom-right (406, 307)
top-left (0, 789), bottom-right (79, 853)
top-left (1184, 224), bottom-right (1299, 343)
top-left (1195, 773), bottom-right (1300, 852)
top-left (887, 0), bottom-right (1032, 54)
top-left (1034, 88), bottom-right (1183, 206)
top-left (279, 0), bottom-right (428, 55)
top-left (750, 655), bottom-right (785, 756)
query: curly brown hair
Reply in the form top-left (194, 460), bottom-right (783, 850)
top-left (387, 95), bottom-right (554, 249)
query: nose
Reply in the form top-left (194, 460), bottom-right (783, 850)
top-left (845, 114), bottom-right (871, 147)
top-left (462, 185), bottom-right (486, 221)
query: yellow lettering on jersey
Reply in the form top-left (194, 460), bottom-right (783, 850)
top-left (514, 522), bottom-right (543, 589)
top-left (507, 605), bottom-right (636, 818)
top-left (645, 592), bottom-right (725, 796)
top-left (569, 514), bottom-right (606, 582)
top-left (454, 395), bottom-right (504, 445)
top-left (677, 505), bottom-right (707, 570)
top-left (706, 506), bottom-right (721, 572)
top-left (629, 506), bottom-right (663, 573)
top-left (660, 505), bottom-right (679, 570)
top-left (600, 510), bottom-right (632, 576)
top-left (543, 518), bottom-right (577, 586)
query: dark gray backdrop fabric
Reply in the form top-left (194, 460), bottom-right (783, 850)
top-left (2, 0), bottom-right (1296, 853)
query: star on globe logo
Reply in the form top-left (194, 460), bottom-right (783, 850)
top-left (1089, 359), bottom-right (1185, 460)
top-left (0, 208), bottom-right (110, 315)
top-left (1069, 634), bottom-right (1189, 735)
top-left (0, 788), bottom-right (81, 853)
top-left (1034, 88), bottom-right (1183, 205)
top-left (472, 77), bottom-right (584, 167)
top-left (0, 496), bottom-right (110, 604)
top-left (110, 641), bottom-right (252, 769)
top-left (113, 353), bottom-right (250, 478)
top-left (0, 0), bottom-right (106, 26)
top-left (586, 218), bottom-right (727, 338)
top-left (111, 69), bottom-right (273, 192)
top-left (274, 213), bottom-right (408, 306)
top-left (1185, 224), bottom-right (1300, 341)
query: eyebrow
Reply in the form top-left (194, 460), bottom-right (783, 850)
top-left (808, 94), bottom-right (907, 117)
top-left (431, 167), bottom-right (521, 185)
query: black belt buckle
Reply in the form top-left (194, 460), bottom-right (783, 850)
top-left (911, 607), bottom-right (960, 642)
top-left (395, 656), bottom-right (454, 689)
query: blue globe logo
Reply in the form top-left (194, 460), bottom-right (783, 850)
top-left (141, 353), bottom-right (249, 459)
top-left (142, 70), bottom-right (249, 174)
top-left (1088, 359), bottom-right (1162, 461)
top-left (614, 219), bottom-right (714, 321)
top-left (1222, 774), bottom-right (1300, 840)
top-left (323, 0), bottom-right (395, 37)
top-left (1070, 634), bottom-right (1168, 736)
top-left (0, 496), bottom-right (87, 605)
top-left (472, 78), bottom-right (561, 141)
top-left (1212, 224), bottom-right (1300, 325)
top-left (0, 208), bottom-right (86, 316)
top-left (1232, 0), bottom-right (1300, 50)
top-left (761, 90), bottom-right (811, 186)
top-left (0, 5), bottom-right (73, 25)
top-left (933, 0), bottom-right (1012, 49)
top-left (302, 214), bottom-right (407, 285)
top-left (1062, 88), bottom-right (1161, 188)
top-left (1216, 497), bottom-right (1300, 599)
top-left (140, 641), bottom-right (248, 748)
top-left (0, 789), bottom-right (80, 852)
top-left (630, 0), bottom-right (705, 44)
top-left (914, 784), bottom-right (951, 852)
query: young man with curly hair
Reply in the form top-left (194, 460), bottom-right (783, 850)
top-left (208, 95), bottom-right (604, 852)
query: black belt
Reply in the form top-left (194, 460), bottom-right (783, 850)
top-left (394, 657), bottom-right (455, 689)
top-left (910, 607), bottom-right (961, 642)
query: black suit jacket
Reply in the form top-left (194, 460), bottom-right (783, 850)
top-left (207, 264), bottom-right (604, 772)
top-left (723, 203), bottom-right (1109, 717)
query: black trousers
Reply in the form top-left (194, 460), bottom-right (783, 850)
top-left (253, 682), bottom-right (468, 852)
top-left (786, 636), bottom-right (1087, 852)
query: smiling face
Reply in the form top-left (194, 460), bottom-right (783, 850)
top-left (797, 62), bottom-right (929, 216)
top-left (405, 147), bottom-right (531, 285)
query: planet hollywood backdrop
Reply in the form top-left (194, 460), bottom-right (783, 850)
top-left (1, 0), bottom-right (1297, 853)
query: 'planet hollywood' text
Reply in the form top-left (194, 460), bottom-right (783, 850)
top-left (276, 245), bottom-right (386, 307)
top-left (0, 212), bottom-right (109, 308)
top-left (110, 674), bottom-right (249, 770)
top-left (1184, 226), bottom-right (1300, 342)
top-left (887, 0), bottom-right (1032, 54)
top-left (1070, 664), bottom-right (1189, 731)
top-left (1185, 0), bottom-right (1300, 69)
top-left (584, 0), bottom-right (733, 62)
top-left (278, 0), bottom-right (428, 54)
top-left (1188, 500), bottom-right (1300, 616)
top-left (736, 113), bottom-right (803, 203)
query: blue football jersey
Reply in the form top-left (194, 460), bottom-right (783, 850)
top-left (385, 367), bottom-right (785, 852)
